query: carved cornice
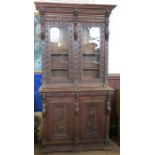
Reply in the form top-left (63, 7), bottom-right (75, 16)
top-left (35, 2), bottom-right (116, 16)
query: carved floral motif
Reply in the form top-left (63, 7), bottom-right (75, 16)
top-left (54, 108), bottom-right (65, 135)
top-left (87, 106), bottom-right (97, 132)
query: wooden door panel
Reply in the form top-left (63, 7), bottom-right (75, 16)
top-left (46, 96), bottom-right (75, 143)
top-left (80, 96), bottom-right (106, 141)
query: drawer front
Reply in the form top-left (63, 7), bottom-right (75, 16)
top-left (79, 95), bottom-right (106, 103)
top-left (46, 96), bottom-right (73, 103)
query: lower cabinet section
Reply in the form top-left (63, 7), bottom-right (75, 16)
top-left (41, 91), bottom-right (112, 153)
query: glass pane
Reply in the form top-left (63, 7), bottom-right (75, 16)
top-left (82, 26), bottom-right (100, 80)
top-left (49, 27), bottom-right (68, 54)
top-left (82, 27), bottom-right (100, 54)
top-left (49, 26), bottom-right (69, 81)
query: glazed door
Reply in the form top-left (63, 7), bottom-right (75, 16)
top-left (46, 96), bottom-right (75, 144)
top-left (78, 23), bottom-right (105, 83)
top-left (44, 21), bottom-right (74, 84)
top-left (79, 95), bottom-right (106, 142)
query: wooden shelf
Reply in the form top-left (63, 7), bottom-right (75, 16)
top-left (83, 53), bottom-right (99, 55)
top-left (51, 53), bottom-right (68, 55)
top-left (83, 68), bottom-right (99, 70)
top-left (51, 68), bottom-right (68, 70)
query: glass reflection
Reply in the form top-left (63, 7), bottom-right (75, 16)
top-left (82, 27), bottom-right (100, 54)
top-left (82, 26), bottom-right (100, 80)
top-left (50, 27), bottom-right (60, 44)
top-left (49, 27), bottom-right (68, 54)
top-left (89, 27), bottom-right (100, 48)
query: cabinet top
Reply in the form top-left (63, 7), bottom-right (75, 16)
top-left (35, 2), bottom-right (116, 15)
top-left (39, 84), bottom-right (114, 93)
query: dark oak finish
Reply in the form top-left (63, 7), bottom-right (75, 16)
top-left (35, 2), bottom-right (116, 153)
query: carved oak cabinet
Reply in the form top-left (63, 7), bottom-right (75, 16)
top-left (35, 2), bottom-right (116, 153)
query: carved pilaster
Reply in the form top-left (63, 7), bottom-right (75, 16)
top-left (105, 91), bottom-right (113, 144)
top-left (68, 23), bottom-right (74, 82)
top-left (104, 10), bottom-right (111, 86)
top-left (73, 10), bottom-right (80, 84)
top-left (100, 23), bottom-right (105, 83)
top-left (42, 94), bottom-right (46, 118)
top-left (41, 93), bottom-right (47, 147)
top-left (75, 93), bottom-right (80, 145)
top-left (40, 13), bottom-right (47, 85)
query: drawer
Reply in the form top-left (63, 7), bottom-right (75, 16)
top-left (79, 95), bottom-right (106, 103)
top-left (46, 96), bottom-right (73, 103)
